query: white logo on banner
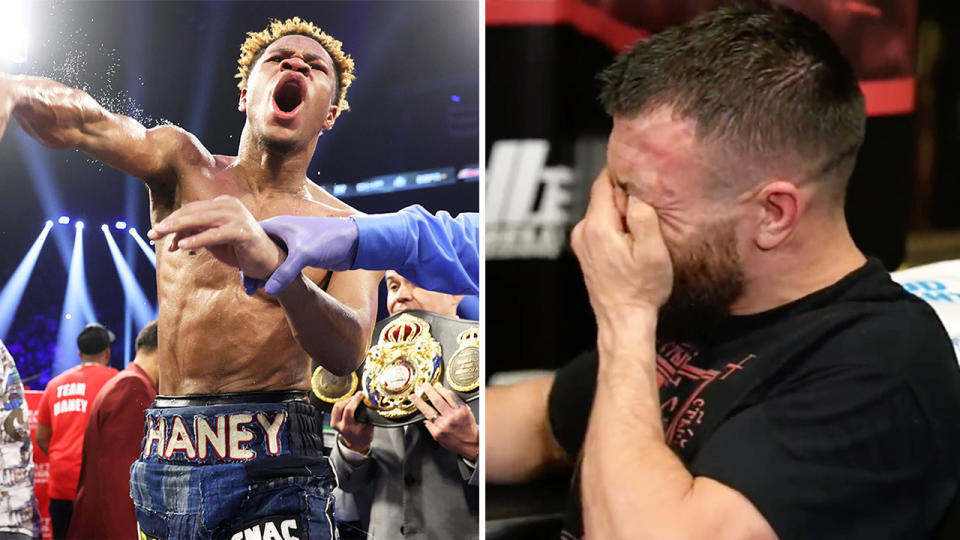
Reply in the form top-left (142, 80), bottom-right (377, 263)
top-left (486, 139), bottom-right (574, 259)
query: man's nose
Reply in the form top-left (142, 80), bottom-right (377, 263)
top-left (281, 57), bottom-right (309, 75)
top-left (395, 285), bottom-right (415, 302)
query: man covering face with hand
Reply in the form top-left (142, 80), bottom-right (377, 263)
top-left (486, 3), bottom-right (960, 539)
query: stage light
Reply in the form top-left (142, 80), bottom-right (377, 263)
top-left (450, 95), bottom-right (461, 103)
top-left (58, 216), bottom-right (70, 225)
top-left (15, 130), bottom-right (77, 269)
top-left (115, 221), bottom-right (127, 230)
top-left (127, 228), bottom-right (157, 268)
top-left (0, 0), bottom-right (29, 64)
top-left (54, 221), bottom-right (97, 375)
top-left (102, 227), bottom-right (157, 331)
top-left (0, 221), bottom-right (53, 339)
top-left (101, 224), bottom-right (109, 232)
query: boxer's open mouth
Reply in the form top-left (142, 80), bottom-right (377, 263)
top-left (272, 75), bottom-right (305, 116)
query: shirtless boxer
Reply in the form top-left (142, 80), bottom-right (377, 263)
top-left (0, 17), bottom-right (380, 540)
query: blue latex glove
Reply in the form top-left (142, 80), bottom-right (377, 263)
top-left (242, 216), bottom-right (359, 296)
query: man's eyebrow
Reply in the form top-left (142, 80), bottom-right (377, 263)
top-left (268, 47), bottom-right (327, 64)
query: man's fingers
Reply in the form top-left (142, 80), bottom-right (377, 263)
top-left (412, 392), bottom-right (439, 420)
top-left (343, 392), bottom-right (364, 425)
top-left (151, 195), bottom-right (248, 236)
top-left (330, 399), bottom-right (346, 428)
top-left (433, 383), bottom-right (463, 409)
top-left (421, 384), bottom-right (455, 416)
top-left (583, 169), bottom-right (620, 226)
top-left (152, 204), bottom-right (232, 237)
top-left (176, 225), bottom-right (244, 251)
top-left (623, 194), bottom-right (661, 237)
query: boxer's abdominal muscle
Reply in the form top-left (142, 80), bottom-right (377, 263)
top-left (156, 246), bottom-right (318, 395)
top-left (149, 159), bottom-right (348, 396)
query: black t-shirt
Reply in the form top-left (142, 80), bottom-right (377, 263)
top-left (548, 259), bottom-right (960, 540)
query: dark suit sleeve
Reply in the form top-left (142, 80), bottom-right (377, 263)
top-left (330, 437), bottom-right (378, 493)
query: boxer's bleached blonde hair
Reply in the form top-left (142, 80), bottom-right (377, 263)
top-left (236, 17), bottom-right (355, 117)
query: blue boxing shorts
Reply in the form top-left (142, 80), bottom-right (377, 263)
top-left (130, 391), bottom-right (338, 540)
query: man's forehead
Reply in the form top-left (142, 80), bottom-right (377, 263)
top-left (264, 35), bottom-right (332, 62)
top-left (610, 110), bottom-right (696, 153)
top-left (606, 110), bottom-right (705, 202)
top-left (609, 112), bottom-right (696, 172)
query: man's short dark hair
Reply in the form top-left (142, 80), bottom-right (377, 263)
top-left (135, 320), bottom-right (158, 353)
top-left (599, 1), bottom-right (865, 193)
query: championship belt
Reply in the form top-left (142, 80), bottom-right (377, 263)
top-left (309, 310), bottom-right (479, 427)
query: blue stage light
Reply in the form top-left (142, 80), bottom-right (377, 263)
top-left (115, 221), bottom-right (127, 230)
top-left (127, 228), bottom-right (157, 268)
top-left (450, 95), bottom-right (461, 103)
top-left (102, 227), bottom-right (157, 331)
top-left (57, 216), bottom-right (70, 225)
top-left (54, 222), bottom-right (96, 374)
top-left (0, 221), bottom-right (53, 339)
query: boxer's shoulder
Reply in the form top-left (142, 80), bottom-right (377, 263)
top-left (258, 181), bottom-right (360, 219)
top-left (304, 180), bottom-right (358, 215)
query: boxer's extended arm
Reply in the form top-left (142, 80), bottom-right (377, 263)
top-left (0, 74), bottom-right (204, 186)
top-left (277, 268), bottom-right (380, 376)
top-left (486, 375), bottom-right (570, 483)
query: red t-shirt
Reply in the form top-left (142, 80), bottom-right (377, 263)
top-left (36, 363), bottom-right (119, 500)
top-left (67, 363), bottom-right (157, 540)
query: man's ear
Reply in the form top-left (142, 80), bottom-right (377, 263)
top-left (238, 88), bottom-right (248, 112)
top-left (322, 106), bottom-right (339, 131)
top-left (754, 180), bottom-right (803, 251)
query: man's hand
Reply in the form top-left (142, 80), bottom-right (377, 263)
top-left (256, 215), bottom-right (360, 295)
top-left (147, 195), bottom-right (285, 280)
top-left (413, 382), bottom-right (479, 461)
top-left (570, 168), bottom-right (673, 334)
top-left (330, 392), bottom-right (374, 453)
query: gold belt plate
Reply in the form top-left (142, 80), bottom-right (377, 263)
top-left (361, 313), bottom-right (443, 419)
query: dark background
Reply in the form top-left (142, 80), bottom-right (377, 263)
top-left (0, 1), bottom-right (479, 385)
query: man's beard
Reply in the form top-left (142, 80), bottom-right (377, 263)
top-left (657, 220), bottom-right (744, 340)
top-left (258, 134), bottom-right (298, 154)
